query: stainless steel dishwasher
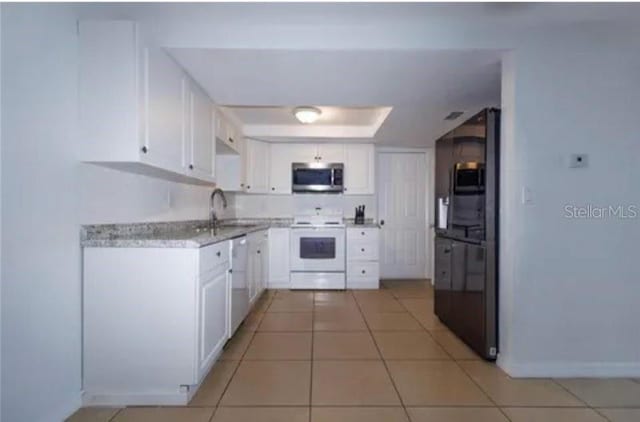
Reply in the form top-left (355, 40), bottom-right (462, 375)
top-left (229, 235), bottom-right (249, 337)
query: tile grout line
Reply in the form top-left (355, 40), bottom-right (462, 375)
top-left (353, 287), bottom-right (414, 422)
top-left (309, 290), bottom-right (317, 422)
top-left (213, 289), bottom-right (276, 413)
top-left (550, 379), bottom-right (613, 422)
top-left (390, 283), bottom-right (516, 422)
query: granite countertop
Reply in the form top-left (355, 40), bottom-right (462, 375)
top-left (344, 219), bottom-right (381, 229)
top-left (81, 217), bottom-right (379, 248)
top-left (81, 219), bottom-right (292, 249)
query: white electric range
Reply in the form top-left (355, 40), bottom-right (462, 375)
top-left (290, 213), bottom-right (346, 290)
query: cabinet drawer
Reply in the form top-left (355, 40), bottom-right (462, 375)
top-left (347, 227), bottom-right (379, 242)
top-left (347, 261), bottom-right (380, 279)
top-left (347, 240), bottom-right (379, 261)
top-left (199, 241), bottom-right (230, 275)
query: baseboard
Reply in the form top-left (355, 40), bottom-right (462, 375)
top-left (267, 281), bottom-right (291, 289)
top-left (49, 393), bottom-right (83, 422)
top-left (498, 359), bottom-right (640, 378)
top-left (82, 390), bottom-right (193, 407)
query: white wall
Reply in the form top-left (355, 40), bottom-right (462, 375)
top-left (498, 29), bottom-right (640, 376)
top-left (234, 193), bottom-right (376, 220)
top-left (1, 5), bottom-right (82, 421)
top-left (79, 164), bottom-right (228, 224)
top-left (0, 5), bottom-right (212, 422)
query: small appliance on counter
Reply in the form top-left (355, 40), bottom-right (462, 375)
top-left (354, 205), bottom-right (366, 225)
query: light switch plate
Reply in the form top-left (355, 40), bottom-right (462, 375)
top-left (569, 153), bottom-right (588, 168)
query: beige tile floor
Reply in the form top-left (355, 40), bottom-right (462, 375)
top-left (68, 281), bottom-right (640, 422)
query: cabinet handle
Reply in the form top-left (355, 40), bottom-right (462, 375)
top-left (247, 185), bottom-right (251, 190)
top-left (228, 137), bottom-right (234, 143)
top-left (141, 146), bottom-right (148, 154)
top-left (361, 270), bottom-right (366, 274)
top-left (229, 269), bottom-right (233, 274)
top-left (241, 183), bottom-right (245, 187)
top-left (257, 250), bottom-right (261, 254)
top-left (444, 248), bottom-right (451, 254)
top-left (271, 187), bottom-right (275, 191)
top-left (361, 248), bottom-right (365, 252)
top-left (361, 232), bottom-right (365, 235)
top-left (189, 164), bottom-right (194, 170)
top-left (216, 251), bottom-right (221, 257)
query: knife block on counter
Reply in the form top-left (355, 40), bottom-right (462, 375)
top-left (354, 205), bottom-right (365, 225)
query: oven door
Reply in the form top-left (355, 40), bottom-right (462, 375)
top-left (290, 228), bottom-right (345, 272)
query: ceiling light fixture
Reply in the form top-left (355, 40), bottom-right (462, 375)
top-left (294, 106), bottom-right (321, 124)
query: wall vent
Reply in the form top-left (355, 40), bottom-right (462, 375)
top-left (445, 111), bottom-right (464, 120)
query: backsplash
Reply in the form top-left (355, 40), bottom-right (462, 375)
top-left (233, 193), bottom-right (377, 220)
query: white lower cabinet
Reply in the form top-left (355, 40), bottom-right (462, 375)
top-left (198, 268), bottom-right (228, 378)
top-left (347, 227), bottom-right (380, 289)
top-left (82, 241), bottom-right (230, 406)
top-left (268, 228), bottom-right (290, 288)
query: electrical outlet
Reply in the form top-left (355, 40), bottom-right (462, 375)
top-left (569, 154), bottom-right (588, 168)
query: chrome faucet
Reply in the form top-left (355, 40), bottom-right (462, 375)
top-left (210, 188), bottom-right (228, 235)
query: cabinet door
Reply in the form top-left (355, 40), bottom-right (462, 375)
top-left (268, 229), bottom-right (290, 288)
top-left (434, 238), bottom-right (452, 324)
top-left (269, 143), bottom-right (293, 194)
top-left (244, 139), bottom-right (270, 193)
top-left (317, 144), bottom-right (345, 163)
top-left (143, 48), bottom-right (186, 170)
top-left (198, 268), bottom-right (228, 379)
top-left (258, 235), bottom-right (269, 296)
top-left (248, 244), bottom-right (259, 304)
top-left (344, 144), bottom-right (375, 194)
top-left (187, 81), bottom-right (214, 178)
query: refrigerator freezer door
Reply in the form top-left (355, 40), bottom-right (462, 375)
top-left (434, 237), bottom-right (453, 323)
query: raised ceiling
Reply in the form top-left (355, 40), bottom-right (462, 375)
top-left (169, 48), bottom-right (502, 147)
top-left (221, 106), bottom-right (392, 141)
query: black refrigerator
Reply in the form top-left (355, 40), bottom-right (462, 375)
top-left (434, 108), bottom-right (500, 360)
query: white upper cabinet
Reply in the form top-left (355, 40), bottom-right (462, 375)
top-left (344, 144), bottom-right (375, 194)
top-left (268, 143), bottom-right (315, 194)
top-left (266, 142), bottom-right (374, 195)
top-left (268, 143), bottom-right (293, 194)
top-left (244, 139), bottom-right (270, 193)
top-left (316, 144), bottom-right (345, 163)
top-left (144, 47), bottom-right (186, 171)
top-left (214, 110), bottom-right (241, 154)
top-left (184, 78), bottom-right (214, 179)
top-left (79, 20), bottom-right (215, 185)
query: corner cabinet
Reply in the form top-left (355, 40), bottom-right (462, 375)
top-left (79, 20), bottom-right (215, 186)
top-left (82, 241), bottom-right (230, 406)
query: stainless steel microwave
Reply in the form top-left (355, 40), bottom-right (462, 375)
top-left (292, 162), bottom-right (344, 193)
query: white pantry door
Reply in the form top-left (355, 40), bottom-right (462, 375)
top-left (377, 152), bottom-right (429, 279)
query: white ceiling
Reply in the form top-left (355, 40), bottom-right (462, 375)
top-left (221, 106), bottom-right (392, 141)
top-left (169, 49), bottom-right (502, 147)
top-left (77, 3), bottom-right (640, 147)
